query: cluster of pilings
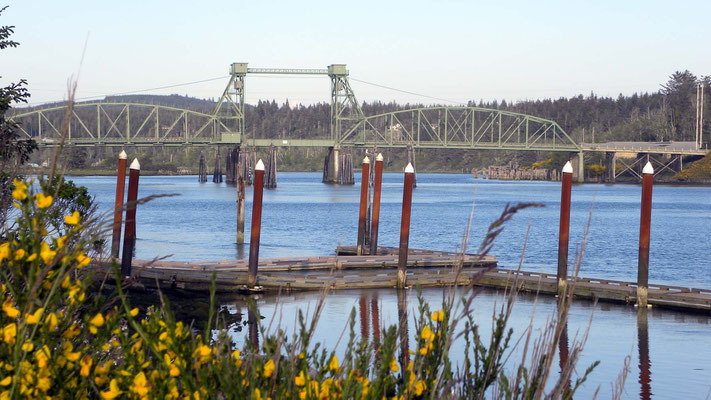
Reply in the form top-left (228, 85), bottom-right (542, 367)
top-left (213, 148), bottom-right (223, 183)
top-left (198, 153), bottom-right (208, 182)
top-left (322, 146), bottom-right (355, 184)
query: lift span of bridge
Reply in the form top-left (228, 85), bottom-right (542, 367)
top-left (10, 63), bottom-right (707, 182)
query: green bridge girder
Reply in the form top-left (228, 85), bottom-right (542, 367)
top-left (10, 102), bottom-right (581, 152)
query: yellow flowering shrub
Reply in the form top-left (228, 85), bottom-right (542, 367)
top-left (0, 178), bottom-right (595, 399)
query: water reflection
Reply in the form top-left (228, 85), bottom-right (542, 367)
top-left (637, 308), bottom-right (652, 400)
top-left (397, 289), bottom-right (410, 370)
top-left (557, 302), bottom-right (572, 397)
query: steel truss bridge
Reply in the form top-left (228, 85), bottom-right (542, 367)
top-left (11, 63), bottom-right (582, 153)
top-left (10, 62), bottom-right (707, 182)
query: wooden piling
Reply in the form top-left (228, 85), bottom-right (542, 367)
top-left (264, 145), bottom-right (277, 189)
top-left (370, 153), bottom-right (384, 256)
top-left (397, 163), bottom-right (415, 288)
top-left (557, 161), bottom-right (573, 296)
top-left (406, 144), bottom-right (417, 188)
top-left (198, 153), bottom-right (207, 183)
top-left (111, 150), bottom-right (127, 258)
top-left (357, 156), bottom-right (371, 255)
top-left (248, 160), bottom-right (265, 287)
top-left (213, 148), bottom-right (223, 183)
top-left (637, 162), bottom-right (654, 307)
top-left (236, 165), bottom-right (246, 245)
top-left (120, 159), bottom-right (140, 278)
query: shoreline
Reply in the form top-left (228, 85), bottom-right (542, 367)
top-left (21, 167), bottom-right (711, 186)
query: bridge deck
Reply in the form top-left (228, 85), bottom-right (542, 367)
top-left (93, 247), bottom-right (711, 314)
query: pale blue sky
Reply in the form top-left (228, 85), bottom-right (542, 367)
top-left (2, 0), bottom-right (709, 107)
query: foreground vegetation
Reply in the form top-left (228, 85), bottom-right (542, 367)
top-left (2, 177), bottom-right (604, 399)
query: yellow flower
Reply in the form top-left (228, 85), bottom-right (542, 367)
top-left (2, 299), bottom-right (20, 319)
top-left (431, 310), bottom-right (444, 322)
top-left (26, 307), bottom-right (44, 324)
top-left (414, 380), bottom-right (426, 396)
top-left (389, 357), bottom-right (399, 373)
top-left (169, 365), bottom-right (180, 376)
top-left (254, 388), bottom-right (262, 400)
top-left (0, 243), bottom-right (9, 263)
top-left (35, 346), bottom-right (50, 368)
top-left (35, 193), bottom-right (53, 209)
top-left (0, 377), bottom-right (11, 386)
top-left (13, 249), bottom-right (25, 261)
top-left (419, 347), bottom-right (428, 356)
top-left (64, 211), bottom-right (80, 225)
top-left (21, 342), bottom-right (34, 352)
top-left (80, 356), bottom-right (93, 377)
top-left (26, 253), bottom-right (37, 262)
top-left (263, 359), bottom-right (275, 378)
top-left (231, 349), bottom-right (242, 368)
top-left (131, 372), bottom-right (150, 397)
top-left (100, 379), bottom-right (122, 399)
top-left (421, 325), bottom-right (432, 341)
top-left (130, 308), bottom-right (139, 317)
top-left (89, 313), bottom-right (105, 334)
top-left (329, 355), bottom-right (339, 372)
top-left (39, 242), bottom-right (56, 265)
top-left (76, 252), bottom-right (91, 269)
top-left (295, 370), bottom-right (306, 386)
top-left (12, 179), bottom-right (27, 201)
top-left (45, 313), bottom-right (58, 332)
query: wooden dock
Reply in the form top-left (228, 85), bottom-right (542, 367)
top-left (93, 246), bottom-right (711, 314)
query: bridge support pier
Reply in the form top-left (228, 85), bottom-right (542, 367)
top-left (213, 148), bottom-right (223, 183)
top-left (198, 153), bottom-right (208, 182)
top-left (605, 152), bottom-right (616, 183)
top-left (323, 146), bottom-right (354, 184)
top-left (571, 151), bottom-right (585, 183)
top-left (264, 145), bottom-right (277, 189)
top-left (237, 144), bottom-right (255, 185)
top-left (226, 147), bottom-right (239, 184)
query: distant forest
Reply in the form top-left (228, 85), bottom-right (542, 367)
top-left (25, 70), bottom-right (710, 173)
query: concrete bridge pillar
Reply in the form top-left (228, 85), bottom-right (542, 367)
top-left (675, 155), bottom-right (683, 172)
top-left (605, 152), bottom-right (617, 183)
top-left (322, 146), bottom-right (354, 184)
top-left (571, 151), bottom-right (585, 183)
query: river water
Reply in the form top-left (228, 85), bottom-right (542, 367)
top-left (68, 172), bottom-right (711, 398)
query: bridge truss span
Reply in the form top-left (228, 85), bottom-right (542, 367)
top-left (10, 102), bottom-right (239, 147)
top-left (339, 106), bottom-right (581, 151)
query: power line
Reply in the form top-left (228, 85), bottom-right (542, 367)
top-left (25, 75), bottom-right (229, 107)
top-left (350, 77), bottom-right (467, 105)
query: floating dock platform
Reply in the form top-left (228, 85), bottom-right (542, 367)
top-left (94, 246), bottom-right (711, 314)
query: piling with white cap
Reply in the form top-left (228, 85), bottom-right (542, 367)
top-left (356, 156), bottom-right (371, 255)
top-left (248, 159), bottom-right (266, 287)
top-left (121, 158), bottom-right (141, 278)
top-left (557, 161), bottom-right (573, 296)
top-left (637, 161), bottom-right (654, 307)
top-left (397, 162), bottom-right (416, 288)
top-left (370, 153), bottom-right (384, 255)
top-left (111, 150), bottom-right (128, 258)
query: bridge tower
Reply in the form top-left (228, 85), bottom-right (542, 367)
top-left (328, 64), bottom-right (365, 143)
top-left (213, 62), bottom-right (247, 142)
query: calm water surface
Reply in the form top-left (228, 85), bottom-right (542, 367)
top-left (68, 173), bottom-right (711, 398)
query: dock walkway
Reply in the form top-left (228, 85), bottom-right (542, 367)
top-left (94, 246), bottom-right (711, 314)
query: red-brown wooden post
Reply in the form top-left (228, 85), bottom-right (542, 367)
top-left (111, 150), bottom-right (127, 258)
top-left (557, 161), bottom-right (573, 296)
top-left (369, 153), bottom-right (384, 256)
top-left (637, 162), bottom-right (654, 308)
top-left (248, 159), bottom-right (265, 287)
top-left (356, 156), bottom-right (371, 255)
top-left (397, 163), bottom-right (415, 288)
top-left (120, 158), bottom-right (140, 278)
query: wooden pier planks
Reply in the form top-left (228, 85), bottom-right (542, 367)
top-left (91, 248), bottom-right (711, 313)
